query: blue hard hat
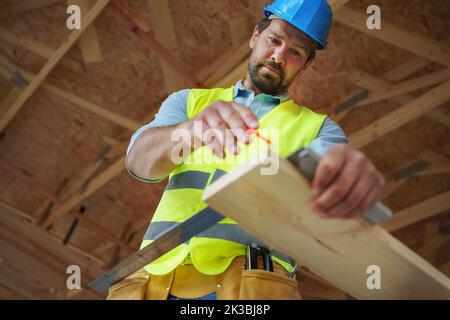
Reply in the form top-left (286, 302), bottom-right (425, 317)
top-left (264, 0), bottom-right (333, 50)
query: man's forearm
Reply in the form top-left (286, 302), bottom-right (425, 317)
top-left (126, 123), bottom-right (190, 181)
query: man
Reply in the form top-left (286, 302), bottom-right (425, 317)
top-left (109, 0), bottom-right (385, 300)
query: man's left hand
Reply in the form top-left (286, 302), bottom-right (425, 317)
top-left (310, 144), bottom-right (385, 219)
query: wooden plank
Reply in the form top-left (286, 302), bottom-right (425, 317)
top-left (0, 224), bottom-right (103, 299)
top-left (0, 200), bottom-right (104, 279)
top-left (349, 80), bottom-right (450, 149)
top-left (0, 261), bottom-right (52, 300)
top-left (0, 0), bottom-right (110, 133)
top-left (68, 0), bottom-right (103, 64)
top-left (0, 0), bottom-right (64, 19)
top-left (334, 6), bottom-right (450, 67)
top-left (0, 27), bottom-right (84, 73)
top-left (202, 154), bottom-right (450, 299)
top-left (0, 237), bottom-right (67, 298)
top-left (382, 191), bottom-right (450, 232)
top-left (0, 55), bottom-right (139, 130)
top-left (147, 0), bottom-right (185, 93)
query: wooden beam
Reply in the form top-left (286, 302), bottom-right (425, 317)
top-left (0, 285), bottom-right (25, 300)
top-left (349, 80), bottom-right (450, 149)
top-left (147, 0), bottom-right (185, 93)
top-left (204, 41), bottom-right (250, 87)
top-left (383, 150), bottom-right (450, 199)
top-left (346, 68), bottom-right (450, 127)
top-left (421, 220), bottom-right (441, 265)
top-left (334, 6), bottom-right (450, 68)
top-left (0, 0), bottom-right (110, 133)
top-left (0, 27), bottom-right (84, 73)
top-left (352, 69), bottom-right (450, 107)
top-left (110, 2), bottom-right (201, 88)
top-left (0, 157), bottom-right (134, 253)
top-left (202, 153), bottom-right (450, 298)
top-left (0, 87), bottom-right (22, 119)
top-left (331, 57), bottom-right (430, 121)
top-left (328, 0), bottom-right (350, 12)
top-left (0, 200), bottom-right (104, 278)
top-left (111, 0), bottom-right (151, 32)
top-left (0, 0), bottom-right (64, 19)
top-left (382, 191), bottom-right (450, 232)
top-left (197, 46), bottom-right (238, 82)
top-left (68, 0), bottom-right (103, 64)
top-left (0, 219), bottom-right (103, 299)
top-left (0, 55), bottom-right (140, 130)
top-left (215, 59), bottom-right (248, 88)
top-left (42, 156), bottom-right (125, 228)
top-left (426, 106), bottom-right (450, 127)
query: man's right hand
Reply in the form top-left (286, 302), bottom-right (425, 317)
top-left (181, 100), bottom-right (259, 158)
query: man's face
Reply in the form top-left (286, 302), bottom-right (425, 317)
top-left (248, 19), bottom-right (314, 95)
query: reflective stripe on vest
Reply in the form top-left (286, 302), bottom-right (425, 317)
top-left (165, 169), bottom-right (227, 190)
top-left (143, 221), bottom-right (295, 266)
top-left (140, 86), bottom-right (327, 276)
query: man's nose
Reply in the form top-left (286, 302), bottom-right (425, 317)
top-left (271, 46), bottom-right (286, 65)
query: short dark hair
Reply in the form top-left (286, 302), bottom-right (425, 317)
top-left (256, 18), bottom-right (317, 62)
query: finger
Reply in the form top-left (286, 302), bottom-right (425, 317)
top-left (342, 186), bottom-right (382, 220)
top-left (204, 109), bottom-right (228, 145)
top-left (202, 122), bottom-right (225, 158)
top-left (320, 168), bottom-right (377, 218)
top-left (216, 104), bottom-right (249, 144)
top-left (230, 102), bottom-right (259, 129)
top-left (311, 145), bottom-right (347, 196)
top-left (206, 118), bottom-right (238, 155)
top-left (311, 150), bottom-right (367, 213)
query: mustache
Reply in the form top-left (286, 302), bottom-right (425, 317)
top-left (259, 61), bottom-right (284, 76)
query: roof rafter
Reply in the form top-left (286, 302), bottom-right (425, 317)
top-left (334, 6), bottom-right (450, 68)
top-left (0, 0), bottom-right (111, 133)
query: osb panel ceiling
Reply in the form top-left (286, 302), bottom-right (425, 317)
top-left (0, 0), bottom-right (449, 299)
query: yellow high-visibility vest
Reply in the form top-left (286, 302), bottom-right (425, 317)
top-left (140, 86), bottom-right (327, 275)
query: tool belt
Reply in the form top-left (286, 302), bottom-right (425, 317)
top-left (107, 246), bottom-right (302, 300)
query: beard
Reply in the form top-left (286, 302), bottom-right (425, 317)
top-left (247, 55), bottom-right (292, 96)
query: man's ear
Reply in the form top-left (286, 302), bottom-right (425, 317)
top-left (249, 26), bottom-right (259, 50)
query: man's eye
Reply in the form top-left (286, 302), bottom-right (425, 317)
top-left (268, 37), bottom-right (279, 44)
